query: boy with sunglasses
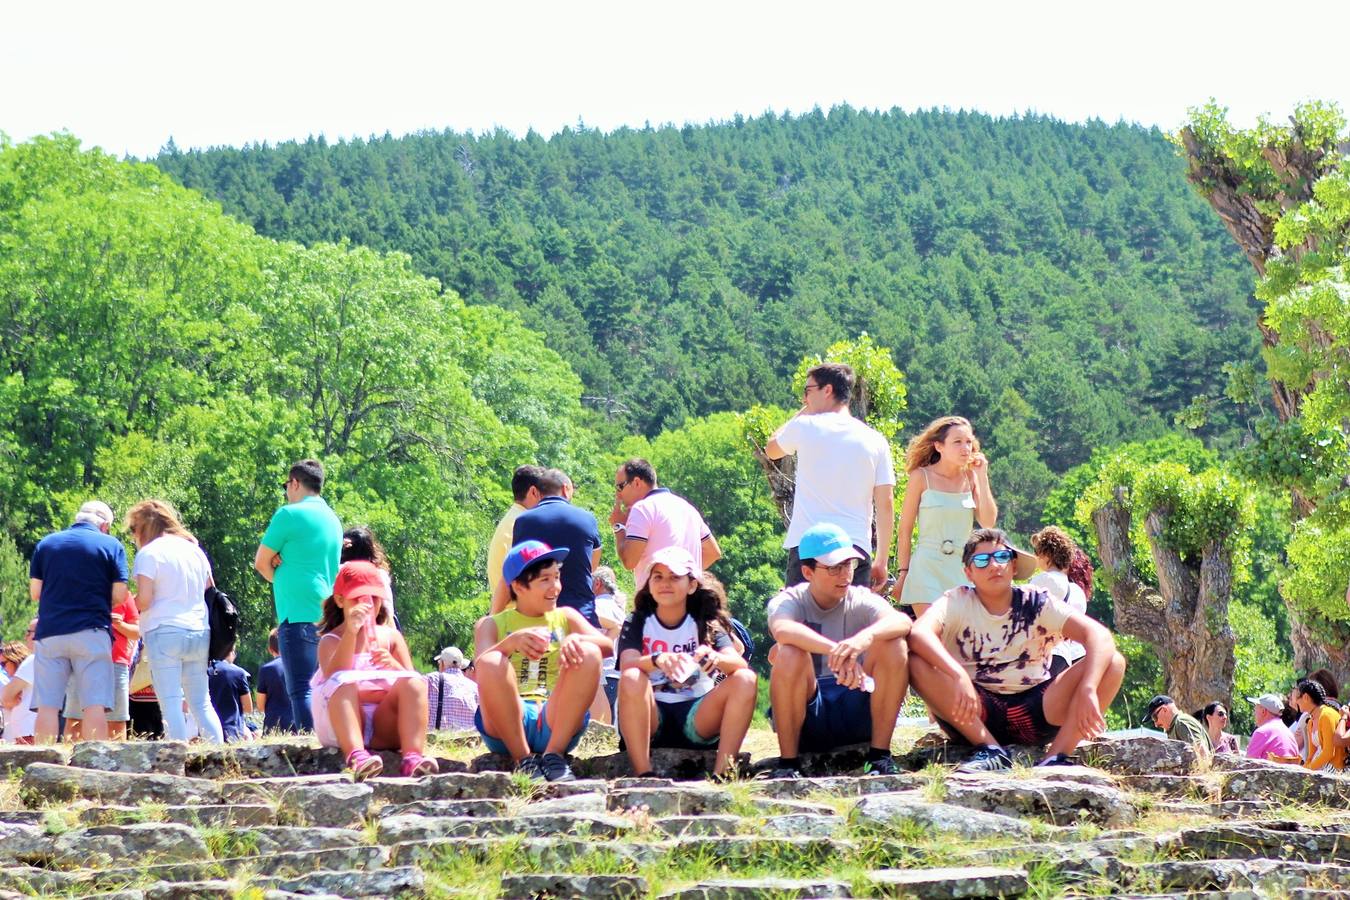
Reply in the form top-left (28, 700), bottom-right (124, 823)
top-left (908, 528), bottom-right (1126, 771)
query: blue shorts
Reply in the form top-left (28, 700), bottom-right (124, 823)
top-left (475, 700), bottom-right (589, 756)
top-left (772, 678), bottom-right (873, 753)
top-left (654, 695), bottom-right (717, 750)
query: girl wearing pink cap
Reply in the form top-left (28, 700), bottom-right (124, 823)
top-left (616, 547), bottom-right (758, 778)
top-left (311, 560), bottom-right (437, 779)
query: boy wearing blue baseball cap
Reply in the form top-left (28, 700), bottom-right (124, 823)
top-left (473, 541), bottom-right (613, 782)
top-left (766, 522), bottom-right (912, 778)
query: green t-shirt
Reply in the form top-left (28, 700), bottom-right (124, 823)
top-left (1167, 711), bottom-right (1214, 753)
top-left (490, 607), bottom-right (572, 702)
top-left (260, 495), bottom-right (342, 624)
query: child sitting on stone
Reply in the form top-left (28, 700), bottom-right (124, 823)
top-left (616, 547), bottom-right (758, 778)
top-left (473, 541), bottom-right (612, 782)
top-left (311, 560), bottom-right (436, 780)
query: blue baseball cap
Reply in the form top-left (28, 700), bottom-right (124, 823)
top-left (502, 540), bottom-right (569, 585)
top-left (798, 523), bottom-right (865, 567)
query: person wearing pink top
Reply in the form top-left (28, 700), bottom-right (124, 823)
top-left (610, 459), bottom-right (721, 589)
top-left (1246, 693), bottom-right (1300, 762)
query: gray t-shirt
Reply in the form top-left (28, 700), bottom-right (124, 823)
top-left (766, 583), bottom-right (893, 679)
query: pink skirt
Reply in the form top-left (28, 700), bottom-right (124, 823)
top-left (310, 668), bottom-right (417, 749)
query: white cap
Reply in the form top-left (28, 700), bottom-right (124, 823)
top-left (436, 646), bottom-right (469, 670)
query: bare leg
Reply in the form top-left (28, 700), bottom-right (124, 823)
top-left (543, 643), bottom-right (602, 755)
top-left (1041, 652), bottom-right (1127, 758)
top-left (863, 637), bottom-right (908, 750)
top-left (617, 667), bottom-right (658, 774)
top-left (589, 680), bottom-right (613, 725)
top-left (691, 668), bottom-right (758, 775)
top-left (907, 653), bottom-right (995, 746)
top-left (371, 677), bottom-right (429, 755)
top-left (325, 683), bottom-right (370, 758)
top-left (109, 721), bottom-right (127, 740)
top-left (34, 708), bottom-right (60, 744)
top-left (769, 644), bottom-right (817, 758)
top-left (475, 650), bottom-right (529, 761)
top-left (80, 706), bottom-right (108, 741)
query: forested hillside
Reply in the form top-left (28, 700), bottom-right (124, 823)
top-left (154, 108), bottom-right (1263, 534)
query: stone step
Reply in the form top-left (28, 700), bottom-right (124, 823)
top-left (657, 877), bottom-right (850, 899)
top-left (851, 791), bottom-right (1034, 839)
top-left (70, 740), bottom-right (188, 776)
top-left (386, 834), bottom-right (857, 869)
top-left (1162, 823), bottom-right (1350, 863)
top-left (499, 873), bottom-right (649, 900)
top-left (377, 810), bottom-right (636, 842)
top-left (77, 804), bottom-right (276, 827)
top-left (939, 775), bottom-right (1136, 827)
top-left (20, 763), bottom-right (221, 807)
top-left (866, 866), bottom-right (1029, 898)
top-left (1124, 859), bottom-right (1350, 893)
top-left (264, 866), bottom-right (427, 898)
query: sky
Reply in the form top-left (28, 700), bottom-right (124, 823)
top-left (5, 0), bottom-right (1349, 159)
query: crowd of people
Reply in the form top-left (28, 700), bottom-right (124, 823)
top-left (5, 363), bottom-right (1345, 784)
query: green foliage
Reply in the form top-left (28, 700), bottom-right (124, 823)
top-left (154, 108), bottom-right (1263, 509)
top-left (0, 534), bottom-right (29, 642)
top-left (0, 136), bottom-right (594, 669)
top-left (789, 333), bottom-right (907, 442)
top-left (1179, 101), bottom-right (1350, 649)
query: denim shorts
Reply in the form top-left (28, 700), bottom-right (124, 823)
top-left (653, 695), bottom-right (717, 749)
top-left (33, 629), bottom-right (114, 711)
top-left (770, 678), bottom-right (873, 753)
top-left (475, 701), bottom-right (589, 756)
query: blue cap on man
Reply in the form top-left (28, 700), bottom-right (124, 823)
top-left (797, 523), bottom-right (865, 567)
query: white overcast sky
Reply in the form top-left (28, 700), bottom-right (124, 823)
top-left (4, 0), bottom-right (1349, 158)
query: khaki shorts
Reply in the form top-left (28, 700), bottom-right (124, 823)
top-left (33, 629), bottom-right (113, 712)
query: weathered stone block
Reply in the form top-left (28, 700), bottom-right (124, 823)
top-left (867, 866), bottom-right (1029, 898)
top-left (276, 781), bottom-right (373, 829)
top-left (1079, 736), bottom-right (1196, 775)
top-left (943, 775), bottom-right (1136, 827)
top-left (654, 815), bottom-right (741, 837)
top-left (20, 763), bottom-right (220, 807)
top-left (49, 822), bottom-right (208, 867)
top-left (377, 798), bottom-right (509, 819)
top-left (0, 746), bottom-right (64, 775)
top-left (761, 813), bottom-right (845, 838)
top-left (499, 873), bottom-right (648, 900)
top-left (274, 867), bottom-right (426, 898)
top-left (657, 878), bottom-right (850, 899)
top-left (607, 786), bottom-right (732, 816)
top-left (248, 826), bottom-right (368, 855)
top-left (852, 792), bottom-right (1034, 839)
top-left (71, 740), bottom-right (187, 775)
top-left (143, 881), bottom-right (236, 899)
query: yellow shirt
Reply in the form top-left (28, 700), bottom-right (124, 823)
top-left (490, 607), bottom-right (571, 701)
top-left (486, 503), bottom-right (526, 593)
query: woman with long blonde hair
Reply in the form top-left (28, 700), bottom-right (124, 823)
top-left (125, 500), bottom-right (224, 743)
top-left (892, 417), bottom-right (999, 616)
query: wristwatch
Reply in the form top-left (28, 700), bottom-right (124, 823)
top-left (612, 523), bottom-right (626, 534)
top-left (649, 652), bottom-right (661, 670)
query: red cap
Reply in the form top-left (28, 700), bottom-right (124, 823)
top-left (333, 560), bottom-right (391, 603)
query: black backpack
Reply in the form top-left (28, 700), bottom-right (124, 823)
top-left (206, 585), bottom-right (239, 662)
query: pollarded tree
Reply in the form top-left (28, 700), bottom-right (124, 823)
top-left (1178, 102), bottom-right (1350, 681)
top-left (1081, 457), bottom-right (1254, 713)
top-left (743, 334), bottom-right (907, 528)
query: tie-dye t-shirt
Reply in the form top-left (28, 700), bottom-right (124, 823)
top-left (929, 585), bottom-right (1073, 695)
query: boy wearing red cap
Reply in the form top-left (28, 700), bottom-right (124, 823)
top-left (474, 541), bottom-right (613, 782)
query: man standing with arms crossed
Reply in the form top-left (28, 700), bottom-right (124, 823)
top-left (766, 363), bottom-right (895, 590)
top-left (254, 459), bottom-right (342, 731)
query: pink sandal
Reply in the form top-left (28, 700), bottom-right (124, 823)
top-left (400, 752), bottom-right (439, 778)
top-left (346, 748), bottom-right (383, 781)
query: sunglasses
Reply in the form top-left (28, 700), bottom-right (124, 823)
top-left (614, 479), bottom-right (630, 492)
top-left (969, 549), bottom-right (1016, 569)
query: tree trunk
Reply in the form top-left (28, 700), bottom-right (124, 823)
top-left (1180, 123), bottom-right (1350, 671)
top-left (748, 445), bottom-right (795, 531)
top-left (1091, 488), bottom-right (1236, 713)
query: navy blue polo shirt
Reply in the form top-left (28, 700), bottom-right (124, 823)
top-left (30, 522), bottom-right (128, 640)
top-left (257, 657), bottom-right (294, 732)
top-left (512, 496), bottom-right (602, 625)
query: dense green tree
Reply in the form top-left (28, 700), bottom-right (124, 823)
top-left (153, 109), bottom-right (1262, 519)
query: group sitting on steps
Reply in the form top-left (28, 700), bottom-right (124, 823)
top-left (16, 363), bottom-right (1346, 787)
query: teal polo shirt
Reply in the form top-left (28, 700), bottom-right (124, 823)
top-left (260, 495), bottom-right (342, 623)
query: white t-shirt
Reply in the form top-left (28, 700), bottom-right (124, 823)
top-left (3, 656), bottom-right (36, 741)
top-left (929, 585), bottom-right (1074, 695)
top-left (775, 411), bottom-right (895, 549)
top-left (133, 535), bottom-right (212, 634)
top-left (625, 489), bottom-right (712, 588)
top-left (1028, 570), bottom-right (1087, 662)
top-left (616, 611), bottom-right (733, 703)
